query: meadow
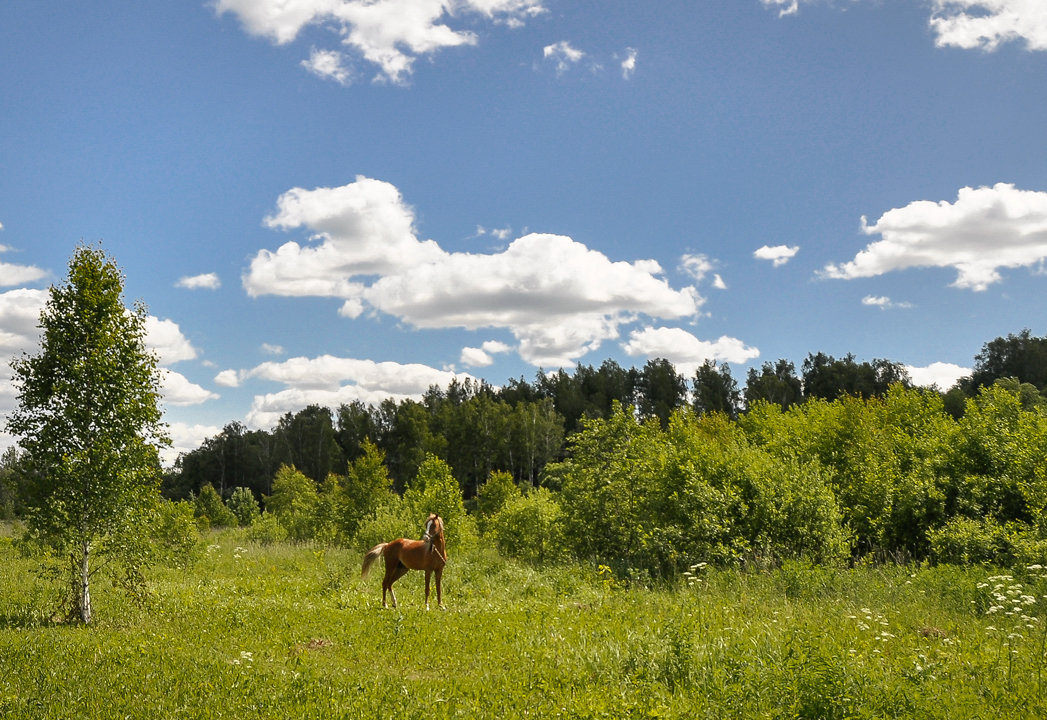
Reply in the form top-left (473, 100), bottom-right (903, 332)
top-left (1, 525), bottom-right (1045, 719)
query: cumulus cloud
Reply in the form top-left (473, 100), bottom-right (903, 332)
top-left (0, 289), bottom-right (49, 442)
top-left (245, 177), bottom-right (702, 367)
top-left (460, 346), bottom-right (494, 367)
top-left (214, 369), bottom-right (241, 388)
top-left (680, 253), bottom-right (714, 282)
top-left (754, 244), bottom-right (799, 267)
top-left (175, 272), bottom-right (221, 290)
top-left (475, 225), bottom-right (513, 241)
top-left (905, 361), bottom-right (970, 389)
top-left (930, 0), bottom-right (1047, 51)
top-left (680, 254), bottom-right (728, 290)
top-left (620, 47), bottom-right (638, 79)
top-left (261, 343), bottom-right (285, 356)
top-left (215, 0), bottom-right (545, 83)
top-left (238, 354), bottom-right (472, 427)
top-left (302, 48), bottom-right (354, 85)
top-left (623, 326), bottom-right (760, 376)
top-left (146, 317), bottom-right (199, 364)
top-left (862, 295), bottom-right (913, 310)
top-left (823, 183), bottom-right (1047, 291)
top-left (761, 0), bottom-right (801, 18)
top-left (159, 369), bottom-right (220, 406)
top-left (460, 339), bottom-right (512, 367)
top-left (0, 246), bottom-right (47, 287)
top-left (543, 40), bottom-right (585, 75)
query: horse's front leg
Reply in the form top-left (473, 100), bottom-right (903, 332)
top-left (424, 569), bottom-right (432, 611)
top-left (435, 567), bottom-right (444, 610)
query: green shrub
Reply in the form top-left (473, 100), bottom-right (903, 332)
top-left (490, 487), bottom-right (568, 564)
top-left (929, 516), bottom-right (1001, 565)
top-left (352, 496), bottom-right (415, 550)
top-left (476, 470), bottom-right (521, 533)
top-left (265, 465), bottom-right (319, 541)
top-left (148, 499), bottom-right (201, 568)
top-left (226, 487), bottom-right (260, 527)
top-left (194, 483), bottom-right (237, 528)
top-left (245, 512), bottom-right (288, 545)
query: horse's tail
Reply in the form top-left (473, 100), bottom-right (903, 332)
top-left (361, 543), bottom-right (387, 579)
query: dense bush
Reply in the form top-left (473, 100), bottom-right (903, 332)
top-left (226, 487), bottom-right (260, 527)
top-left (265, 465), bottom-right (319, 541)
top-left (489, 487), bottom-right (568, 564)
top-left (194, 484), bottom-right (237, 529)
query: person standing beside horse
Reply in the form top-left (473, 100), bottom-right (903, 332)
top-left (361, 513), bottom-right (447, 610)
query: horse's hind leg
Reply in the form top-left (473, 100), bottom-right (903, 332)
top-left (435, 567), bottom-right (444, 610)
top-left (383, 562), bottom-right (410, 608)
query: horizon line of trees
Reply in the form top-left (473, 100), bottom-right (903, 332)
top-left (145, 329), bottom-right (1047, 508)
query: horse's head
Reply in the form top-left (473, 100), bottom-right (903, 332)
top-left (422, 513), bottom-right (443, 544)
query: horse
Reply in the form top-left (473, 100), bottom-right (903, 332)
top-left (361, 513), bottom-right (447, 610)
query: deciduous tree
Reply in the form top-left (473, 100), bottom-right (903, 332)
top-left (7, 245), bottom-right (168, 624)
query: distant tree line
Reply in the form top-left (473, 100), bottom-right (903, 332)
top-left (156, 330), bottom-right (1047, 510)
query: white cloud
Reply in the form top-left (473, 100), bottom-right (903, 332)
top-left (175, 272), bottom-right (221, 290)
top-left (620, 47), bottom-right (637, 79)
top-left (482, 339), bottom-right (512, 354)
top-left (681, 254), bottom-right (727, 290)
top-left (0, 289), bottom-right (49, 441)
top-left (245, 177), bottom-right (702, 367)
top-left (214, 369), bottom-right (241, 388)
top-left (476, 225), bottom-right (513, 241)
top-left (460, 346), bottom-right (494, 367)
top-left (761, 0), bottom-right (801, 17)
top-left (862, 295), bottom-right (913, 310)
top-left (754, 244), bottom-right (799, 267)
top-left (823, 183), bottom-right (1047, 291)
top-left (0, 246), bottom-right (47, 287)
top-left (680, 253), bottom-right (714, 282)
top-left (302, 48), bottom-right (354, 84)
top-left (160, 369), bottom-right (220, 406)
top-left (145, 316), bottom-right (198, 364)
top-left (460, 339), bottom-right (512, 367)
top-left (905, 361), bottom-right (970, 389)
top-left (261, 343), bottom-right (285, 356)
top-left (543, 40), bottom-right (585, 75)
top-left (0, 288), bottom-right (47, 358)
top-left (623, 326), bottom-right (760, 376)
top-left (216, 0), bottom-right (545, 83)
top-left (930, 0), bottom-right (1047, 51)
top-left (238, 354), bottom-right (472, 427)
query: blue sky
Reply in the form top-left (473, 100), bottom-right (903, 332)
top-left (2, 0), bottom-right (1047, 461)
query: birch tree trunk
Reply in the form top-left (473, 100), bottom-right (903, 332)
top-left (72, 541), bottom-right (92, 624)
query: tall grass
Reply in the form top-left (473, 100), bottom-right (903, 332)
top-left (1, 528), bottom-right (1044, 718)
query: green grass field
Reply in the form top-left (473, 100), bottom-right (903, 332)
top-left (1, 527), bottom-right (1045, 719)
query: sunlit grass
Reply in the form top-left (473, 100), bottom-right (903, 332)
top-left (2, 527), bottom-right (1046, 718)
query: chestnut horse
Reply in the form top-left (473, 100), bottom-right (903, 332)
top-left (361, 513), bottom-right (447, 610)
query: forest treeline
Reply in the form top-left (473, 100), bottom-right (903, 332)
top-left (3, 329), bottom-right (1047, 575)
top-left (159, 329), bottom-right (1047, 502)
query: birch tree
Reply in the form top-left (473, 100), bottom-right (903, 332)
top-left (7, 245), bottom-right (167, 624)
